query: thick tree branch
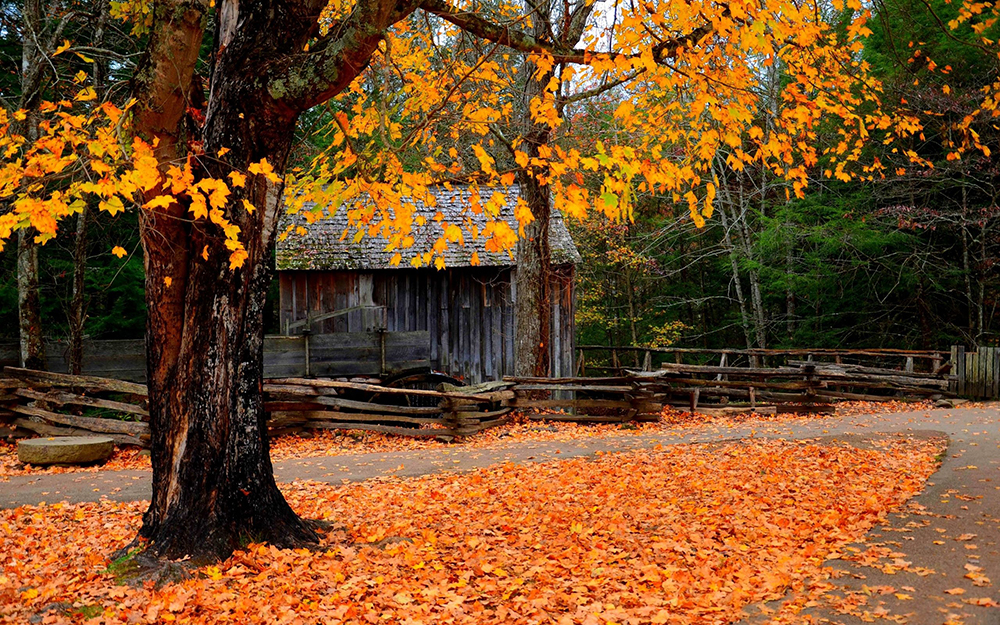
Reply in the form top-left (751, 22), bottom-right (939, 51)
top-left (266, 0), bottom-right (421, 112)
top-left (420, 0), bottom-right (714, 64)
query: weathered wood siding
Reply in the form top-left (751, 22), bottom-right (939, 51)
top-left (0, 332), bottom-right (432, 382)
top-left (950, 345), bottom-right (1000, 399)
top-left (279, 266), bottom-right (576, 384)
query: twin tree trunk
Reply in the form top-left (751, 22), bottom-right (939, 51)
top-left (135, 0), bottom-right (397, 560)
top-left (132, 0), bottom-right (570, 560)
top-left (133, 2), bottom-right (324, 561)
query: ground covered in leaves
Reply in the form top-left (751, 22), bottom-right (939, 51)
top-left (0, 400), bottom-right (935, 479)
top-left (1, 436), bottom-right (943, 624)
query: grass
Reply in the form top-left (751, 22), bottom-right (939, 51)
top-left (103, 546), bottom-right (144, 581)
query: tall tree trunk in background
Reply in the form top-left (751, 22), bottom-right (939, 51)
top-left (716, 184), bottom-right (754, 351)
top-left (132, 0), bottom-right (397, 562)
top-left (17, 231), bottom-right (45, 369)
top-left (960, 181), bottom-right (976, 345)
top-left (977, 232), bottom-right (986, 346)
top-left (68, 207), bottom-right (88, 374)
top-left (513, 2), bottom-right (554, 377)
top-left (514, 172), bottom-right (552, 376)
top-left (734, 189), bottom-right (767, 350)
top-left (15, 0), bottom-right (50, 370)
top-left (512, 0), bottom-right (595, 376)
top-left (69, 0), bottom-right (111, 375)
top-left (785, 232), bottom-right (795, 343)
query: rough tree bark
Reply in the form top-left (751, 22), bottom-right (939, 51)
top-left (512, 0), bottom-right (595, 377)
top-left (513, 4), bottom-right (554, 377)
top-left (17, 231), bottom-right (45, 369)
top-left (131, 0), bottom-right (401, 561)
top-left (69, 0), bottom-right (111, 375)
top-left (68, 206), bottom-right (88, 374)
top-left (15, 0), bottom-right (52, 370)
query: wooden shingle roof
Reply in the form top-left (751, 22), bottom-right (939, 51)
top-left (276, 184), bottom-right (581, 271)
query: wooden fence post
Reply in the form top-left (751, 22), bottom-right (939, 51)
top-left (949, 346), bottom-right (959, 394)
top-left (303, 329), bottom-right (311, 378)
top-left (955, 345), bottom-right (966, 396)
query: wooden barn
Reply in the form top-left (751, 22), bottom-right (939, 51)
top-left (275, 185), bottom-right (581, 383)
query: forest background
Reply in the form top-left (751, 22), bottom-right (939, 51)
top-left (1, 0), bottom-right (996, 357)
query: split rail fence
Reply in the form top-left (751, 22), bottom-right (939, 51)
top-left (0, 344), bottom-right (966, 447)
top-left (0, 367), bottom-right (513, 445)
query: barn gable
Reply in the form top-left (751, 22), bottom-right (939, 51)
top-left (276, 185), bottom-right (581, 271)
top-left (275, 185), bottom-right (579, 383)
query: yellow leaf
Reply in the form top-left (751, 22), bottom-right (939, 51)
top-left (111, 246), bottom-right (127, 258)
top-left (99, 196), bottom-right (126, 216)
top-left (443, 224), bottom-right (463, 244)
top-left (242, 199), bottom-right (255, 213)
top-left (229, 249), bottom-right (248, 270)
top-left (53, 40), bottom-right (71, 56)
top-left (228, 171), bottom-right (246, 187)
top-left (163, 276), bottom-right (172, 287)
top-left (202, 245), bottom-right (209, 260)
top-left (74, 87), bottom-right (96, 102)
top-left (248, 158), bottom-right (282, 183)
top-left (143, 195), bottom-right (176, 210)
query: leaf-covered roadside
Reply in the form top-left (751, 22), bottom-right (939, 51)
top-left (0, 400), bottom-right (936, 479)
top-left (0, 437), bottom-right (943, 624)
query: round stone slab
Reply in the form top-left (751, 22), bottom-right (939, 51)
top-left (18, 436), bottom-right (114, 466)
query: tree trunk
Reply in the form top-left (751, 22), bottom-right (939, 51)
top-left (68, 206), bottom-right (88, 374)
top-left (719, 202), bottom-right (754, 351)
top-left (733, 192), bottom-right (766, 350)
top-left (514, 172), bottom-right (553, 377)
top-left (68, 0), bottom-right (112, 375)
top-left (15, 0), bottom-right (48, 370)
top-left (129, 0), bottom-right (405, 561)
top-left (785, 229), bottom-right (795, 343)
top-left (17, 230), bottom-right (45, 369)
top-left (961, 181), bottom-right (976, 344)
top-left (513, 2), bottom-right (555, 378)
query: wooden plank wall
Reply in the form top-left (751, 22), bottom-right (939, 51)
top-left (950, 345), bottom-right (1000, 399)
top-left (0, 339), bottom-right (146, 381)
top-left (0, 332), bottom-right (431, 383)
top-left (279, 266), bottom-right (576, 384)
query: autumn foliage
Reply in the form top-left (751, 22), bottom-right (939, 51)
top-left (1, 437), bottom-right (941, 624)
top-left (4, 0), bottom-right (998, 263)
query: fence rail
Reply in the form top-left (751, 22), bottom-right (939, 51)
top-left (0, 342), bottom-right (966, 447)
top-left (0, 367), bottom-right (513, 444)
top-left (576, 345), bottom-right (951, 375)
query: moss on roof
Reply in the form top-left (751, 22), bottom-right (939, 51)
top-left (276, 184), bottom-right (581, 271)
